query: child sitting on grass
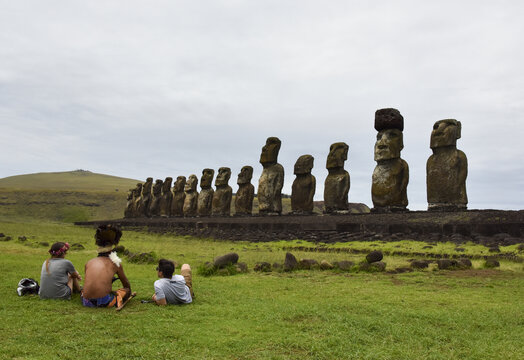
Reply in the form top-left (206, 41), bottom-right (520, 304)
top-left (39, 242), bottom-right (82, 300)
top-left (152, 259), bottom-right (193, 305)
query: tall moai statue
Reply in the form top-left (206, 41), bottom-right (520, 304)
top-left (427, 119), bottom-right (468, 211)
top-left (159, 177), bottom-right (173, 217)
top-left (197, 168), bottom-right (214, 217)
top-left (371, 108), bottom-right (409, 212)
top-left (235, 166), bottom-right (255, 216)
top-left (291, 155), bottom-right (316, 214)
top-left (131, 183), bottom-right (143, 218)
top-left (137, 177), bottom-right (153, 217)
top-left (257, 137), bottom-right (284, 215)
top-left (124, 188), bottom-right (134, 218)
top-left (324, 142), bottom-right (350, 214)
top-left (171, 176), bottom-right (186, 217)
top-left (183, 174), bottom-right (199, 217)
top-left (212, 167), bottom-right (233, 216)
top-left (149, 179), bottom-right (163, 217)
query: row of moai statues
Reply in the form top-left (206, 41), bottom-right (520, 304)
top-left (124, 107), bottom-right (467, 218)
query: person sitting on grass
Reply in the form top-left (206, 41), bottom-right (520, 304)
top-left (81, 224), bottom-right (131, 308)
top-left (152, 259), bottom-right (193, 305)
top-left (39, 242), bottom-right (82, 300)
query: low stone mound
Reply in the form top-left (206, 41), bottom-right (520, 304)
top-left (214, 252), bottom-right (239, 268)
top-left (410, 260), bottom-right (429, 269)
top-left (484, 258), bottom-right (500, 268)
top-left (320, 260), bottom-right (334, 270)
top-left (254, 262), bottom-right (271, 272)
top-left (334, 260), bottom-right (355, 271)
top-left (299, 259), bottom-right (319, 270)
top-left (366, 250), bottom-right (383, 263)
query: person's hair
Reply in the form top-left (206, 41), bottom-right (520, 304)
top-left (94, 224), bottom-right (122, 247)
top-left (158, 259), bottom-right (175, 278)
top-left (46, 242), bottom-right (69, 274)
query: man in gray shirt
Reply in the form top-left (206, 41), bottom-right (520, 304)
top-left (152, 259), bottom-right (192, 305)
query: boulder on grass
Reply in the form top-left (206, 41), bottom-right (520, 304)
top-left (284, 252), bottom-right (298, 271)
top-left (335, 260), bottom-right (355, 271)
top-left (457, 258), bottom-right (472, 269)
top-left (484, 258), bottom-right (500, 268)
top-left (236, 262), bottom-right (248, 273)
top-left (254, 262), bottom-right (271, 272)
top-left (299, 259), bottom-right (319, 270)
top-left (410, 260), bottom-right (429, 269)
top-left (320, 260), bottom-right (334, 270)
top-left (366, 250), bottom-right (383, 263)
top-left (437, 259), bottom-right (458, 270)
top-left (213, 252), bottom-right (239, 268)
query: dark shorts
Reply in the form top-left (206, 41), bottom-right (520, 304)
top-left (82, 293), bottom-right (117, 308)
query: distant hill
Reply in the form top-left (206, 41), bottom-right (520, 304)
top-left (0, 170), bottom-right (140, 223)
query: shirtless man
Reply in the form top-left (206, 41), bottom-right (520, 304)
top-left (82, 225), bottom-right (131, 308)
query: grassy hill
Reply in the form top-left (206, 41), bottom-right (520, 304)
top-left (0, 170), bottom-right (140, 222)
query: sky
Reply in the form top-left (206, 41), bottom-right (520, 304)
top-left (1, 0), bottom-right (523, 210)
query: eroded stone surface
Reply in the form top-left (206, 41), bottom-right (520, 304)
top-left (291, 155), bottom-right (316, 214)
top-left (324, 142), bottom-right (350, 213)
top-left (183, 174), bottom-right (198, 217)
top-left (235, 166), bottom-right (254, 215)
top-left (258, 137), bottom-right (284, 215)
top-left (171, 176), bottom-right (186, 217)
top-left (137, 177), bottom-right (153, 217)
top-left (372, 109), bottom-right (409, 212)
top-left (198, 169), bottom-right (214, 217)
top-left (212, 167), bottom-right (232, 216)
top-left (427, 119), bottom-right (468, 211)
top-left (159, 177), bottom-right (173, 217)
top-left (149, 179), bottom-right (163, 217)
top-left (124, 183), bottom-right (142, 218)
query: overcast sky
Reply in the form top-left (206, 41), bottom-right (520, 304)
top-left (1, 1), bottom-right (523, 210)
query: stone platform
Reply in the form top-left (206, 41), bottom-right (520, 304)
top-left (75, 210), bottom-right (524, 245)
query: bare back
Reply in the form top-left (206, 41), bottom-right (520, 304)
top-left (83, 257), bottom-right (129, 298)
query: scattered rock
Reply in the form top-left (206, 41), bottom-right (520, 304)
top-left (272, 262), bottom-right (282, 270)
top-left (335, 260), bottom-right (354, 271)
top-left (359, 261), bottom-right (386, 272)
top-left (213, 252), bottom-right (239, 268)
top-left (410, 260), bottom-right (429, 269)
top-left (394, 267), bottom-right (413, 273)
top-left (488, 246), bottom-right (500, 253)
top-left (437, 259), bottom-right (458, 270)
top-left (517, 244), bottom-right (524, 252)
top-left (217, 268), bottom-right (230, 276)
top-left (236, 262), bottom-right (248, 273)
top-left (254, 262), bottom-right (271, 272)
top-left (457, 258), bottom-right (472, 269)
top-left (128, 252), bottom-right (156, 264)
top-left (320, 260), bottom-right (334, 270)
top-left (484, 259), bottom-right (500, 268)
top-left (299, 259), bottom-right (319, 270)
top-left (0, 233), bottom-right (4, 237)
top-left (114, 245), bottom-right (126, 254)
top-left (366, 250), bottom-right (383, 263)
top-left (18, 236), bottom-right (27, 242)
top-left (284, 252), bottom-right (298, 271)
top-left (422, 246), bottom-right (433, 249)
top-left (70, 243), bottom-right (85, 250)
top-left (5, 236), bottom-right (11, 241)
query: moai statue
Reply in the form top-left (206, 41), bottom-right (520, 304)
top-left (257, 137), bottom-right (284, 215)
top-left (149, 179), bottom-right (163, 217)
top-left (131, 183), bottom-right (143, 218)
top-left (291, 155), bottom-right (316, 214)
top-left (171, 176), bottom-right (186, 217)
top-left (427, 119), bottom-right (468, 211)
top-left (324, 142), bottom-right (350, 214)
top-left (371, 108), bottom-right (409, 212)
top-left (197, 168), bottom-right (214, 217)
top-left (159, 177), bottom-right (173, 217)
top-left (124, 188), bottom-right (134, 218)
top-left (212, 167), bottom-right (233, 216)
top-left (235, 166), bottom-right (255, 216)
top-left (137, 177), bottom-right (153, 217)
top-left (183, 175), bottom-right (199, 217)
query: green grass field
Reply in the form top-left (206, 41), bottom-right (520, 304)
top-left (1, 220), bottom-right (523, 360)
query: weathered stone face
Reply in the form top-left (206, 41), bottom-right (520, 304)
top-left (259, 137), bottom-right (281, 165)
top-left (200, 169), bottom-right (214, 189)
top-left (237, 166), bottom-right (253, 185)
top-left (427, 119), bottom-right (467, 211)
top-left (326, 142), bottom-right (348, 169)
top-left (212, 169), bottom-right (232, 216)
top-left (159, 177), bottom-right (173, 217)
top-left (374, 129), bottom-right (403, 161)
top-left (294, 155), bottom-right (314, 175)
top-left (171, 176), bottom-right (186, 217)
top-left (235, 182), bottom-right (254, 215)
top-left (291, 155), bottom-right (316, 214)
top-left (137, 178), bottom-right (153, 217)
top-left (258, 163), bottom-right (284, 215)
top-left (149, 179), bottom-right (164, 217)
top-left (183, 175), bottom-right (198, 217)
top-left (215, 167), bottom-right (231, 187)
top-left (430, 119), bottom-right (461, 149)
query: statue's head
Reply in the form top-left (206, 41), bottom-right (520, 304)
top-left (430, 119), bottom-right (461, 149)
top-left (237, 166), bottom-right (253, 185)
top-left (146, 177), bottom-right (153, 183)
top-left (294, 155), bottom-right (314, 175)
top-left (174, 176), bottom-right (186, 191)
top-left (185, 174), bottom-right (198, 192)
top-left (162, 177), bottom-right (172, 191)
top-left (200, 169), bottom-right (214, 189)
top-left (133, 183), bottom-right (142, 196)
top-left (374, 129), bottom-right (403, 161)
top-left (260, 137), bottom-right (281, 165)
top-left (215, 167), bottom-right (231, 186)
top-left (326, 142), bottom-right (348, 169)
top-left (153, 179), bottom-right (163, 194)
